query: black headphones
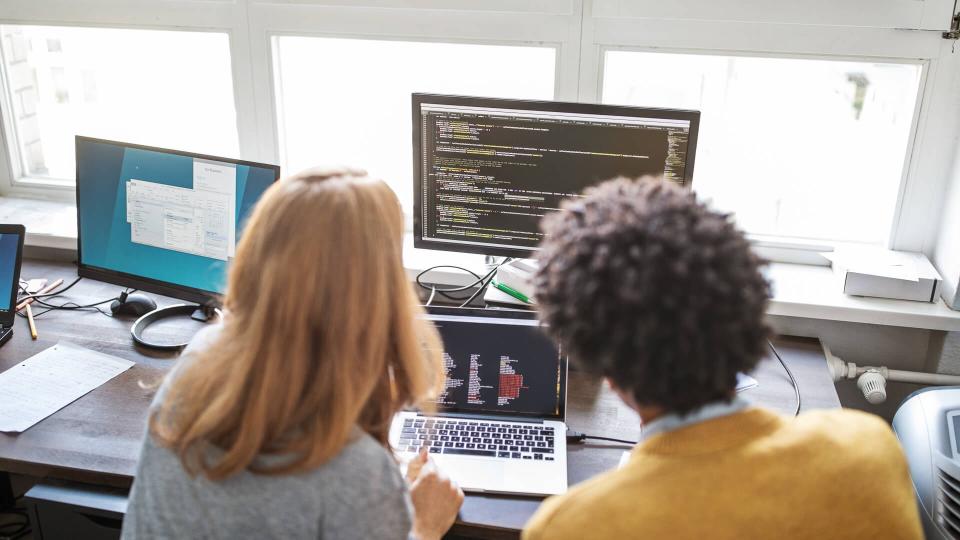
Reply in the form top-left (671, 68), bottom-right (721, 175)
top-left (131, 304), bottom-right (221, 350)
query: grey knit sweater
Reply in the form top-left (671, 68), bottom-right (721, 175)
top-left (121, 325), bottom-right (413, 540)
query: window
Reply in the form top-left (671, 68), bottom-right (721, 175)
top-left (0, 1), bottom-right (955, 259)
top-left (273, 36), bottom-right (556, 211)
top-left (602, 51), bottom-right (923, 245)
top-left (0, 25), bottom-right (239, 182)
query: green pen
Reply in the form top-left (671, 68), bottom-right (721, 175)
top-left (492, 279), bottom-right (533, 304)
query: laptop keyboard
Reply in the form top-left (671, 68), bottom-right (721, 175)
top-left (399, 417), bottom-right (557, 461)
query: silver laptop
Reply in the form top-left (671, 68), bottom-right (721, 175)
top-left (389, 308), bottom-right (569, 496)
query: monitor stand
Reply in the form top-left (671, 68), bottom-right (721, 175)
top-left (130, 301), bottom-right (220, 351)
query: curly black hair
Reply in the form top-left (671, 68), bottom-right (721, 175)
top-left (535, 178), bottom-right (771, 415)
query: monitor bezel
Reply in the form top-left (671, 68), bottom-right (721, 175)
top-left (0, 224), bottom-right (25, 327)
top-left (423, 306), bottom-right (568, 421)
top-left (412, 93), bottom-right (701, 258)
top-left (74, 136), bottom-right (280, 306)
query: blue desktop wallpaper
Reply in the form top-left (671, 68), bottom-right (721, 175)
top-left (77, 139), bottom-right (276, 295)
top-left (0, 233), bottom-right (18, 311)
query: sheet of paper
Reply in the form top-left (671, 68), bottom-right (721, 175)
top-left (0, 342), bottom-right (134, 433)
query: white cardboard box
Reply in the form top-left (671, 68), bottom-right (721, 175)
top-left (826, 248), bottom-right (942, 302)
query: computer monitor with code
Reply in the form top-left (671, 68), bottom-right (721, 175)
top-left (75, 137), bottom-right (279, 304)
top-left (413, 94), bottom-right (700, 257)
top-left (425, 310), bottom-right (567, 420)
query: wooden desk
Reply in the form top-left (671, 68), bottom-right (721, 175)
top-left (0, 259), bottom-right (841, 539)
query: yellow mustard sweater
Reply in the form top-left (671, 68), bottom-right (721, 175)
top-left (523, 407), bottom-right (922, 540)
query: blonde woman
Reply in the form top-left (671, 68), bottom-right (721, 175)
top-left (122, 167), bottom-right (464, 540)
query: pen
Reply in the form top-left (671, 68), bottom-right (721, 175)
top-left (492, 279), bottom-right (533, 304)
top-left (25, 303), bottom-right (37, 340)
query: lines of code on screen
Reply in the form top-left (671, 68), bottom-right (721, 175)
top-left (433, 319), bottom-right (563, 417)
top-left (420, 105), bottom-right (691, 251)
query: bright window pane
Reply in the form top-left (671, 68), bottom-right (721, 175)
top-left (0, 26), bottom-right (239, 181)
top-left (274, 37), bottom-right (556, 211)
top-left (603, 51), bottom-right (922, 244)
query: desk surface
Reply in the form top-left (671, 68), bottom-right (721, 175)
top-left (0, 259), bottom-right (841, 539)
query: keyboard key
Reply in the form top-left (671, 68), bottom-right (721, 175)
top-left (509, 446), bottom-right (519, 452)
top-left (439, 435), bottom-right (449, 441)
top-left (534, 454), bottom-right (543, 460)
top-left (401, 428), bottom-right (416, 435)
top-left (545, 457), bottom-right (554, 461)
top-left (518, 429), bottom-right (528, 435)
top-left (451, 436), bottom-right (460, 442)
top-left (466, 443), bottom-right (476, 449)
top-left (455, 442), bottom-right (465, 448)
top-left (478, 444), bottom-right (486, 449)
top-left (512, 452), bottom-right (521, 458)
top-left (472, 437), bottom-right (482, 443)
top-left (483, 439), bottom-right (492, 444)
top-left (445, 448), bottom-right (497, 457)
top-left (429, 447), bottom-right (441, 454)
top-left (522, 455), bottom-right (532, 460)
top-left (399, 438), bottom-right (412, 446)
top-left (532, 448), bottom-right (554, 454)
top-left (534, 436), bottom-right (544, 441)
top-left (498, 451), bottom-right (510, 458)
top-left (499, 445), bottom-right (508, 451)
top-left (444, 442), bottom-right (454, 448)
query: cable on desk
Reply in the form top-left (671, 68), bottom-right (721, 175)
top-left (414, 259), bottom-right (513, 308)
top-left (15, 276), bottom-right (83, 303)
top-left (415, 265), bottom-right (485, 300)
top-left (458, 258), bottom-right (512, 308)
top-left (16, 278), bottom-right (133, 318)
top-left (566, 429), bottom-right (637, 446)
top-left (0, 505), bottom-right (29, 540)
top-left (769, 340), bottom-right (801, 417)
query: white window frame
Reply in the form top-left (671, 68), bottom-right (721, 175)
top-left (0, 0), bottom-right (956, 264)
top-left (579, 5), bottom-right (960, 257)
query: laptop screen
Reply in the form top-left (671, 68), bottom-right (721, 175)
top-left (426, 312), bottom-right (567, 420)
top-left (0, 226), bottom-right (24, 327)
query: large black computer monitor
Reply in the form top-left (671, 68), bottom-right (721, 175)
top-left (413, 94), bottom-right (700, 258)
top-left (75, 136), bottom-right (280, 306)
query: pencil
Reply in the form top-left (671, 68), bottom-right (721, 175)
top-left (25, 303), bottom-right (37, 340)
top-left (16, 278), bottom-right (63, 312)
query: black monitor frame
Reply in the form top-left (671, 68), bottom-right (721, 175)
top-left (0, 224), bottom-right (25, 327)
top-left (412, 93), bottom-right (701, 258)
top-left (75, 136), bottom-right (280, 306)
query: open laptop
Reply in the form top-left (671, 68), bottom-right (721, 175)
top-left (389, 307), bottom-right (569, 496)
top-left (0, 225), bottom-right (25, 347)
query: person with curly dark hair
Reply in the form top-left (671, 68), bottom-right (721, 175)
top-left (522, 178), bottom-right (921, 540)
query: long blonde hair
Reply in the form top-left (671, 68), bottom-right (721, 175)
top-left (150, 167), bottom-right (443, 480)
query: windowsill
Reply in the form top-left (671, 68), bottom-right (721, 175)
top-left (8, 196), bottom-right (960, 332)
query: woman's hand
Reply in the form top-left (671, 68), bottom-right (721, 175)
top-left (406, 449), bottom-right (465, 540)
